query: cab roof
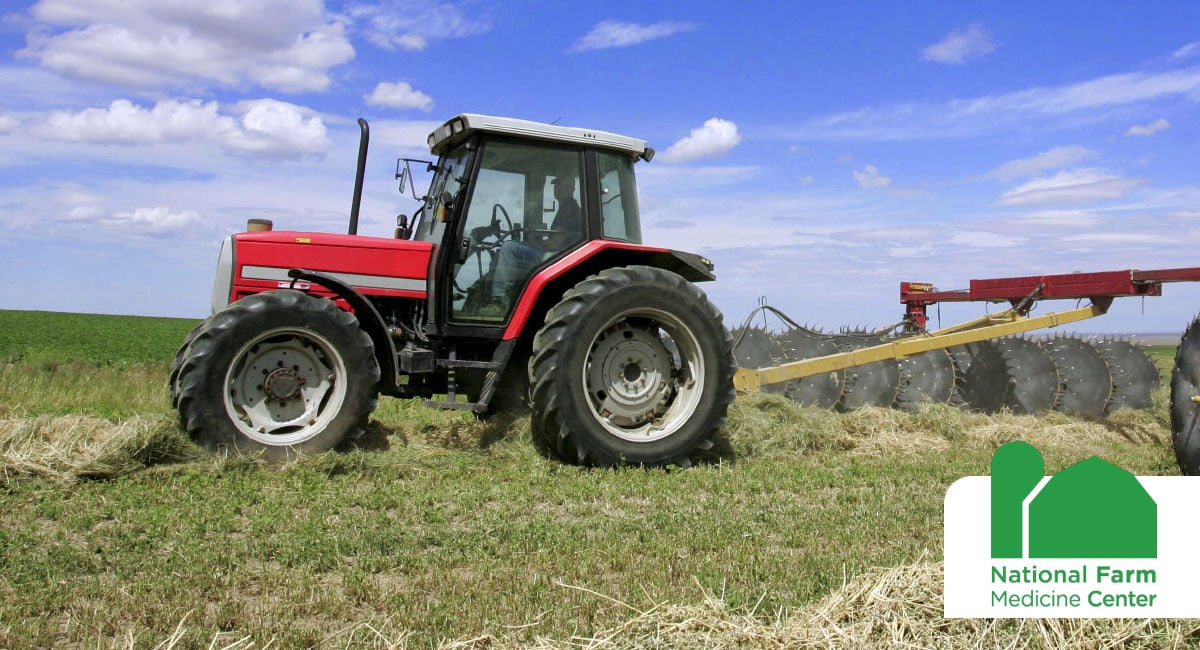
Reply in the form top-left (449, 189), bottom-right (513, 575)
top-left (428, 113), bottom-right (654, 161)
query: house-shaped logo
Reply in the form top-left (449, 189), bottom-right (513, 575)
top-left (990, 440), bottom-right (1156, 559)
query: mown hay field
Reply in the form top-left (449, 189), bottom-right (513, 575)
top-left (0, 309), bottom-right (1196, 648)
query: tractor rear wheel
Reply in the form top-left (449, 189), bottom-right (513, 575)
top-left (175, 290), bottom-right (380, 461)
top-left (529, 266), bottom-right (734, 467)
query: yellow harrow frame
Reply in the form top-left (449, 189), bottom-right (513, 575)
top-left (734, 302), bottom-right (1109, 393)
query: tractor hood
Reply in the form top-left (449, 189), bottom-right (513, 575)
top-left (213, 230), bottom-right (433, 310)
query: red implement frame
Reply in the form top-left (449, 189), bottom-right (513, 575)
top-left (900, 266), bottom-right (1200, 330)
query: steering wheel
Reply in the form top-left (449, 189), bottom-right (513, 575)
top-left (469, 203), bottom-right (516, 253)
top-left (454, 204), bottom-right (516, 304)
top-left (492, 203), bottom-right (513, 231)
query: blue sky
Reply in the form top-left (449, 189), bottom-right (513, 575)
top-left (1, 1), bottom-right (1199, 334)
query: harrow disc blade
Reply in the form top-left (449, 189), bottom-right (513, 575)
top-left (1044, 336), bottom-right (1113, 417)
top-left (895, 349), bottom-right (956, 411)
top-left (948, 342), bottom-right (1012, 412)
top-left (1172, 318), bottom-right (1200, 475)
top-left (835, 333), bottom-right (900, 410)
top-left (732, 326), bottom-right (789, 396)
top-left (993, 337), bottom-right (1059, 413)
top-left (1094, 339), bottom-right (1159, 412)
top-left (732, 327), bottom-right (784, 371)
top-left (774, 329), bottom-right (844, 408)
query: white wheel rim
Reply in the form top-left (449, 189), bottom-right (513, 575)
top-left (223, 326), bottom-right (348, 446)
top-left (583, 308), bottom-right (705, 443)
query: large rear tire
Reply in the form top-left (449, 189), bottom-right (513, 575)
top-left (1171, 317), bottom-right (1200, 475)
top-left (175, 290), bottom-right (380, 461)
top-left (529, 266), bottom-right (734, 467)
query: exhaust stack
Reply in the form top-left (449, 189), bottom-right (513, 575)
top-left (348, 117), bottom-right (369, 235)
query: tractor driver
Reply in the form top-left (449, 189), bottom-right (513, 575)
top-left (491, 173), bottom-right (583, 300)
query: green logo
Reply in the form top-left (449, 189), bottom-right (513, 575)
top-left (990, 441), bottom-right (1156, 559)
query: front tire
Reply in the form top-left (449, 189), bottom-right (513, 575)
top-left (169, 321), bottom-right (205, 410)
top-left (175, 290), bottom-right (380, 461)
top-left (529, 266), bottom-right (734, 467)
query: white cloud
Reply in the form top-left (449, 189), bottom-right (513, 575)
top-left (948, 231), bottom-right (1024, 248)
top-left (997, 168), bottom-right (1146, 206)
top-left (21, 0), bottom-right (354, 92)
top-left (366, 81), bottom-right (434, 111)
top-left (101, 206), bottom-right (203, 235)
top-left (29, 98), bottom-right (331, 158)
top-left (1174, 42), bottom-right (1200, 60)
top-left (1124, 118), bottom-right (1170, 137)
top-left (53, 186), bottom-right (107, 222)
top-left (1002, 210), bottom-right (1104, 229)
top-left (221, 99), bottom-right (332, 156)
top-left (989, 145), bottom-right (1098, 180)
top-left (571, 20), bottom-right (695, 52)
top-left (782, 67), bottom-right (1200, 141)
top-left (658, 118), bottom-right (740, 164)
top-left (853, 165), bottom-right (892, 189)
top-left (638, 165), bottom-right (762, 194)
top-left (33, 99), bottom-right (222, 145)
top-left (348, 1), bottom-right (490, 51)
top-left (0, 114), bottom-right (19, 133)
top-left (47, 187), bottom-right (199, 235)
top-left (921, 24), bottom-right (995, 64)
top-left (370, 118), bottom-right (442, 153)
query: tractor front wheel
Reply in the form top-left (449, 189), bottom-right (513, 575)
top-left (175, 290), bottom-right (379, 461)
top-left (529, 266), bottom-right (734, 467)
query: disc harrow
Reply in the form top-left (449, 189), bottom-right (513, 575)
top-left (735, 326), bottom-right (1154, 417)
top-left (728, 265), bottom-right (1200, 422)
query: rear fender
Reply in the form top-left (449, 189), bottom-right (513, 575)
top-left (503, 241), bottom-right (716, 341)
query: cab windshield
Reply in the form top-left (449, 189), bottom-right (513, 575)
top-left (412, 143), bottom-right (471, 244)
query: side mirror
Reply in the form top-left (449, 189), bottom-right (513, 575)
top-left (395, 158), bottom-right (434, 200)
top-left (397, 167), bottom-right (410, 195)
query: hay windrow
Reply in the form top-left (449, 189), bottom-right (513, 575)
top-left (723, 392), bottom-right (1168, 462)
top-left (0, 391), bottom-right (1172, 482)
top-left (434, 561), bottom-right (1199, 649)
top-left (0, 414), bottom-right (197, 482)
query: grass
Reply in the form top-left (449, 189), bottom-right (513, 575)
top-left (0, 310), bottom-right (1195, 648)
top-left (0, 310), bottom-right (199, 365)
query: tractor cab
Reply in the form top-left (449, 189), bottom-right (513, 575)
top-left (404, 114), bottom-right (652, 328)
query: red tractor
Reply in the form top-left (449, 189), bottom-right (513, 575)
top-left (171, 114), bottom-right (735, 467)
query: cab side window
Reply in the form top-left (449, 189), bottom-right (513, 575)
top-left (597, 151), bottom-right (642, 244)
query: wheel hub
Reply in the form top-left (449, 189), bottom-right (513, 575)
top-left (263, 367), bottom-right (305, 401)
top-left (588, 321), bottom-right (674, 427)
top-left (224, 330), bottom-right (339, 443)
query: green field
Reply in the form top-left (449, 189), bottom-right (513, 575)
top-left (0, 310), bottom-right (1195, 648)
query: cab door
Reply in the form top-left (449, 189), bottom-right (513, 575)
top-left (444, 139), bottom-right (585, 325)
